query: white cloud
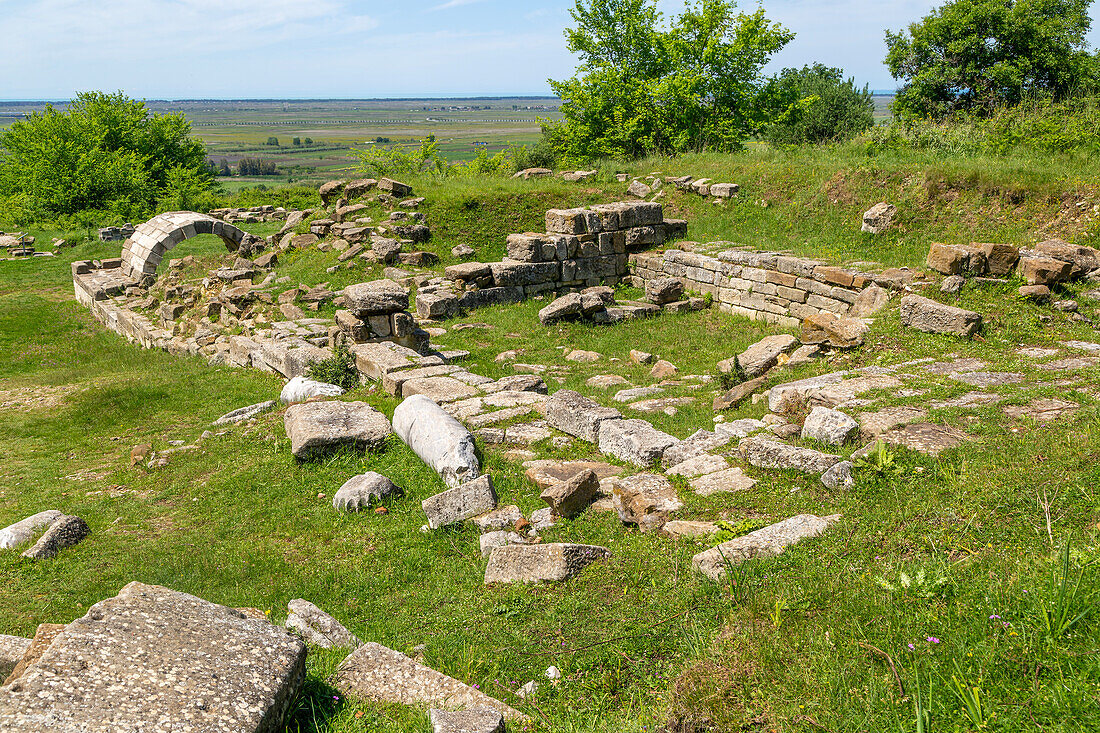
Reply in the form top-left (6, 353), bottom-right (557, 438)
top-left (430, 0), bottom-right (486, 10)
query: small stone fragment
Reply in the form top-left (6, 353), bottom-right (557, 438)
top-left (333, 472), bottom-right (402, 511)
top-left (286, 598), bottom-right (361, 649)
top-left (21, 515), bottom-right (89, 560)
top-left (422, 475), bottom-right (498, 530)
top-left (540, 469), bottom-right (599, 519)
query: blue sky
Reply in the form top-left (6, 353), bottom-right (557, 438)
top-left (2, 0), bottom-right (1098, 99)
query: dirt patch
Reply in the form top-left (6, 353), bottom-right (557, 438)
top-left (821, 170), bottom-right (857, 206)
top-left (0, 384), bottom-right (84, 411)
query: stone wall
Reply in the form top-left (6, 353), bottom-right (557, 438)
top-left (629, 247), bottom-right (898, 329)
top-left (414, 201), bottom-right (687, 320)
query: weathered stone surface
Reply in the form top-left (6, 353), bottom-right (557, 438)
top-left (713, 375), bottom-right (767, 411)
top-left (538, 293), bottom-right (583, 325)
top-left (693, 514), bottom-right (842, 579)
top-left (587, 374), bottom-right (632, 389)
top-left (861, 202), bottom-right (897, 234)
top-left (739, 436), bottom-right (841, 475)
top-left (540, 469), bottom-right (599, 518)
top-left (801, 406), bottom-right (859, 445)
top-left (877, 422), bottom-right (969, 456)
top-left (646, 277), bottom-right (684, 305)
top-left (1034, 238), bottom-right (1100, 274)
top-left (523, 460), bottom-right (622, 491)
top-left (899, 294), bottom-right (982, 337)
top-left (279, 376), bottom-right (345, 404)
top-left (334, 642), bottom-right (525, 720)
top-left (926, 242), bottom-right (967, 275)
top-left (378, 177), bottom-right (413, 196)
top-left (950, 371), bottom-right (1024, 387)
top-left (0, 634), bottom-right (31, 681)
top-left (979, 243), bottom-right (1020, 276)
top-left (4, 624), bottom-right (66, 685)
top-left (402, 376), bottom-right (481, 404)
top-left (485, 543), bottom-right (610, 583)
top-left (690, 468), bottom-right (757, 496)
top-left (767, 372), bottom-right (849, 412)
top-left (333, 472), bottom-right (402, 511)
top-left (663, 520), bottom-right (719, 538)
top-left (394, 394), bottom-right (479, 487)
top-left (0, 510), bottom-right (62, 550)
top-left (801, 313), bottom-right (869, 349)
top-left (472, 505), bottom-right (525, 533)
top-left (821, 460), bottom-right (854, 489)
top-left (284, 401), bottom-right (392, 459)
top-left (213, 400), bottom-right (277, 426)
top-left (858, 406), bottom-right (927, 438)
top-left (1035, 356), bottom-right (1100, 371)
top-left (565, 349), bottom-right (601, 363)
top-left (609, 473), bottom-right (682, 532)
top-left (597, 418), bottom-right (677, 466)
top-left (286, 598), bottom-right (361, 649)
top-left (630, 349), bottom-right (655, 364)
top-left (648, 359), bottom-right (678, 379)
top-left (628, 180), bottom-right (652, 198)
top-left (0, 582), bottom-right (307, 732)
top-left (21, 515), bottom-right (88, 560)
top-left (1003, 398), bottom-right (1079, 421)
top-left (940, 274), bottom-right (964, 293)
top-left (544, 390), bottom-right (622, 442)
top-left (423, 475), bottom-right (497, 529)
top-left (430, 707), bottom-right (505, 733)
top-left (666, 454), bottom-right (729, 477)
top-left (852, 284), bottom-right (890, 317)
top-left (344, 279), bottom-right (409, 316)
top-left (725, 334), bottom-right (798, 377)
top-left (1019, 256), bottom-right (1073, 286)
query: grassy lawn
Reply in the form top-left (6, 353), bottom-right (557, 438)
top-left (1, 144), bottom-right (1098, 732)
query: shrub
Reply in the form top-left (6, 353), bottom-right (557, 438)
top-left (354, 136), bottom-right (447, 178)
top-left (307, 343), bottom-right (359, 390)
top-left (507, 140), bottom-right (557, 172)
top-left (766, 64), bottom-right (874, 146)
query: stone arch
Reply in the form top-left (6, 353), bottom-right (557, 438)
top-left (120, 211), bottom-right (248, 279)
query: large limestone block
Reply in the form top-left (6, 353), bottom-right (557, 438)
top-left (344, 279), bottom-right (410, 316)
top-left (728, 334), bottom-right (798, 378)
top-left (422, 475), bottom-right (498, 529)
top-left (0, 582), bottom-right (307, 733)
top-left (597, 418), bottom-right (678, 467)
top-left (333, 642), bottom-right (526, 721)
top-left (394, 394), bottom-right (479, 487)
top-left (0, 634), bottom-right (32, 681)
top-left (544, 389), bottom-right (622, 443)
top-left (286, 598), bottom-right (361, 649)
top-left (609, 473), bottom-right (683, 532)
top-left (1019, 256), bottom-right (1073, 286)
top-left (801, 406), bottom-right (859, 445)
top-left (738, 436), bottom-right (841, 475)
top-left (284, 401), bottom-right (393, 459)
top-left (485, 543), bottom-right (610, 583)
top-left (899, 294), bottom-right (982, 337)
top-left (692, 514), bottom-right (842, 580)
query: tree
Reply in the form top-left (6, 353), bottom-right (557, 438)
top-left (304, 137), bottom-right (314, 146)
top-left (292, 137), bottom-right (301, 146)
top-left (0, 91), bottom-right (209, 220)
top-left (766, 64), bottom-right (875, 145)
top-left (544, 0), bottom-right (793, 160)
top-left (886, 0), bottom-right (1100, 118)
top-left (237, 157), bottom-right (278, 175)
top-left (266, 136), bottom-right (279, 146)
top-left (218, 158), bottom-right (231, 176)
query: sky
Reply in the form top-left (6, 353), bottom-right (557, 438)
top-left (2, 0), bottom-right (1099, 99)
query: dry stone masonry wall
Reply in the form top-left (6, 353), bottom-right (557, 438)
top-left (630, 247), bottom-right (902, 328)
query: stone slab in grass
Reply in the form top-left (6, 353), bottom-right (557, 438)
top-left (422, 475), bottom-right (497, 529)
top-left (0, 582), bottom-right (306, 733)
top-left (284, 401), bottom-right (392, 459)
top-left (768, 372), bottom-right (849, 412)
top-left (1035, 356), bottom-right (1100, 371)
top-left (663, 520), bottom-right (719, 538)
top-left (930, 391), bottom-right (1002, 408)
top-left (286, 598), bottom-right (361, 650)
top-left (485, 543), bottom-right (610, 583)
top-left (608, 473), bottom-right (683, 532)
top-left (876, 422), bottom-right (970, 456)
top-left (598, 418), bottom-right (678, 467)
top-left (899, 294), bottom-right (982, 337)
top-left (431, 707), bottom-right (505, 733)
top-left (382, 364), bottom-right (460, 396)
top-left (1003, 398), bottom-right (1078, 422)
top-left (334, 642), bottom-right (526, 721)
top-left (544, 389), bottom-right (621, 442)
top-left (858, 406), bottom-right (928, 437)
top-left (801, 406), bottom-right (858, 445)
top-left (401, 376), bottom-right (482, 404)
top-left (949, 371), bottom-right (1025, 387)
top-left (693, 514), bottom-right (842, 580)
top-left (690, 467), bottom-right (757, 496)
top-left (661, 429), bottom-right (735, 468)
top-left (212, 399), bottom-right (277, 426)
top-left (523, 459), bottom-right (623, 491)
top-left (738, 436), bottom-right (841, 475)
top-left (351, 341), bottom-right (444, 381)
top-left (665, 454), bottom-right (729, 478)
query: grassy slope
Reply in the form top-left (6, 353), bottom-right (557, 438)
top-left (1, 145), bottom-right (1098, 732)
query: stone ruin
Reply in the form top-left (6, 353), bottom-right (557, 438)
top-left (97, 223), bottom-right (134, 242)
top-left (414, 200), bottom-right (687, 320)
top-left (209, 204), bottom-right (289, 224)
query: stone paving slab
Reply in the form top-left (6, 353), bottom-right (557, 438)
top-left (0, 582), bottom-right (306, 733)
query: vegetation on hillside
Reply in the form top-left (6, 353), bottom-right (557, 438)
top-left (765, 64), bottom-right (875, 146)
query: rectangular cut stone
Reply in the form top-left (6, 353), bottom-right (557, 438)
top-left (544, 390), bottom-right (622, 442)
top-left (692, 514), bottom-right (841, 580)
top-left (401, 376), bottom-right (481, 403)
top-left (738, 436), bottom-right (841, 475)
top-left (0, 582), bottom-right (306, 733)
top-left (0, 634), bottom-right (31, 680)
top-left (422, 474), bottom-right (497, 529)
top-left (899, 294), bottom-right (982, 337)
top-left (485, 543), bottom-right (611, 583)
top-left (382, 364), bottom-right (459, 396)
top-left (352, 342), bottom-right (443, 381)
top-left (333, 642), bottom-right (525, 721)
top-left (597, 418), bottom-right (678, 467)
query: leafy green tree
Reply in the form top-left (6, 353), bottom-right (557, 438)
top-left (266, 137), bottom-right (279, 146)
top-left (292, 137), bottom-right (301, 146)
top-left (766, 64), bottom-right (875, 145)
top-left (885, 0), bottom-right (1100, 118)
top-left (544, 0), bottom-right (793, 160)
top-left (304, 137), bottom-right (314, 146)
top-left (0, 91), bottom-right (208, 220)
top-left (157, 164), bottom-right (214, 211)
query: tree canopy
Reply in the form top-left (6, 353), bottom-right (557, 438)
top-left (0, 91), bottom-right (209, 221)
top-left (885, 0), bottom-right (1100, 118)
top-left (544, 0), bottom-right (793, 161)
top-left (766, 64), bottom-right (875, 145)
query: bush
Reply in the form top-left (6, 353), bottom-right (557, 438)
top-left (0, 91), bottom-right (209, 221)
top-left (307, 343), bottom-right (359, 390)
top-left (236, 158), bottom-right (278, 176)
top-left (354, 136), bottom-right (447, 178)
top-left (507, 140), bottom-right (557, 172)
top-left (766, 64), bottom-right (874, 146)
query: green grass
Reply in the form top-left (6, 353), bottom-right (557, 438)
top-left (2, 142), bottom-right (1099, 732)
